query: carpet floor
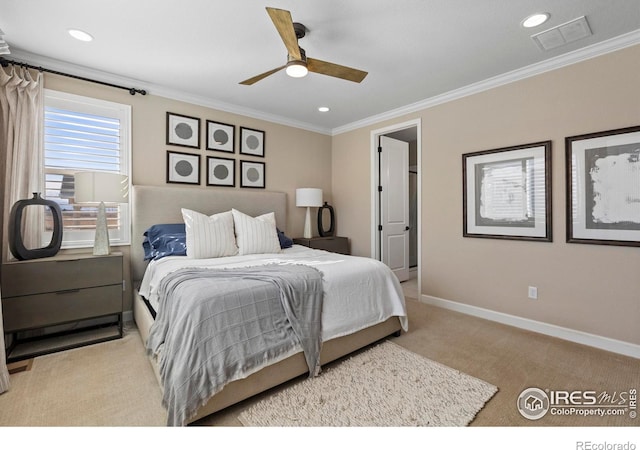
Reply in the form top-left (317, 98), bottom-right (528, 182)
top-left (0, 297), bottom-right (638, 427)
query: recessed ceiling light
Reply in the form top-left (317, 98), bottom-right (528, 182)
top-left (522, 13), bottom-right (550, 28)
top-left (68, 29), bottom-right (93, 42)
top-left (318, 106), bottom-right (330, 112)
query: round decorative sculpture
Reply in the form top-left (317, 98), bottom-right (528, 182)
top-left (9, 193), bottom-right (63, 260)
top-left (317, 201), bottom-right (335, 237)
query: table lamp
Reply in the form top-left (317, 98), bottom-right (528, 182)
top-left (74, 171), bottom-right (129, 255)
top-left (296, 188), bottom-right (323, 239)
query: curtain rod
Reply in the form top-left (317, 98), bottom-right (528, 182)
top-left (0, 57), bottom-right (147, 96)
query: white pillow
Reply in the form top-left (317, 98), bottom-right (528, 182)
top-left (181, 208), bottom-right (238, 259)
top-left (231, 209), bottom-right (281, 255)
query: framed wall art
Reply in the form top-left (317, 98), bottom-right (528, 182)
top-left (166, 112), bottom-right (200, 149)
top-left (207, 156), bottom-right (235, 187)
top-left (240, 160), bottom-right (265, 188)
top-left (240, 127), bottom-right (265, 157)
top-left (565, 125), bottom-right (640, 247)
top-left (463, 141), bottom-right (552, 241)
top-left (206, 120), bottom-right (235, 153)
top-left (167, 151), bottom-right (200, 185)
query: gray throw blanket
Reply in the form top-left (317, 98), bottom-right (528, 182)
top-left (146, 264), bottom-right (324, 426)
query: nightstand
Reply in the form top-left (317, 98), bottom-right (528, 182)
top-left (293, 236), bottom-right (350, 255)
top-left (1, 252), bottom-right (124, 362)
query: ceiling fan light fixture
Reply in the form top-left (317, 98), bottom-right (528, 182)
top-left (285, 60), bottom-right (308, 78)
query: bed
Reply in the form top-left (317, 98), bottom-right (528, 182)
top-left (131, 185), bottom-right (408, 425)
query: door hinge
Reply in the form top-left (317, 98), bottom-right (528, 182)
top-left (378, 146), bottom-right (382, 153)
top-left (378, 186), bottom-right (382, 192)
top-left (378, 225), bottom-right (383, 231)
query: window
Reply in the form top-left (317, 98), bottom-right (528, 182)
top-left (43, 90), bottom-right (131, 248)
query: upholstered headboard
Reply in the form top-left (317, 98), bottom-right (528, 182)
top-left (131, 185), bottom-right (287, 282)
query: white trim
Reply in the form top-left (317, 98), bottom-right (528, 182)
top-left (370, 118), bottom-right (422, 297)
top-left (333, 29), bottom-right (640, 136)
top-left (420, 294), bottom-right (640, 359)
top-left (10, 49), bottom-right (332, 136)
top-left (43, 89), bottom-right (132, 248)
top-left (11, 29), bottom-right (640, 138)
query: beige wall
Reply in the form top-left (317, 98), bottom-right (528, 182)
top-left (44, 74), bottom-right (332, 310)
top-left (332, 44), bottom-right (640, 345)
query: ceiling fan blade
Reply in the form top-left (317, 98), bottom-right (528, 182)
top-left (307, 58), bottom-right (368, 83)
top-left (239, 65), bottom-right (286, 85)
top-left (266, 7), bottom-right (301, 60)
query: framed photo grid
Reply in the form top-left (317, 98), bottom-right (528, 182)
top-left (565, 125), bottom-right (640, 247)
top-left (207, 156), bottom-right (235, 187)
top-left (463, 141), bottom-right (552, 241)
top-left (207, 120), bottom-right (235, 153)
top-left (167, 150), bottom-right (200, 185)
top-left (240, 127), bottom-right (265, 157)
top-left (166, 112), bottom-right (200, 149)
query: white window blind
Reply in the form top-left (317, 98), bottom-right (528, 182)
top-left (43, 90), bottom-right (131, 248)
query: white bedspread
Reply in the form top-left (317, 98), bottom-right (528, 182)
top-left (139, 245), bottom-right (408, 341)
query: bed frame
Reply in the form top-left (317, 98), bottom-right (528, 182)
top-left (131, 185), bottom-right (402, 424)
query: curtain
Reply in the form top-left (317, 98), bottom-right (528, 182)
top-left (0, 286), bottom-right (8, 394)
top-left (0, 65), bottom-right (44, 394)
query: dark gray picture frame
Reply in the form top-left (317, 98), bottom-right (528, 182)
top-left (206, 120), bottom-right (235, 153)
top-left (240, 160), bottom-right (265, 189)
top-left (166, 112), bottom-right (200, 149)
top-left (463, 141), bottom-right (552, 241)
top-left (565, 125), bottom-right (640, 247)
top-left (206, 156), bottom-right (235, 187)
top-left (239, 127), bottom-right (265, 157)
top-left (167, 150), bottom-right (200, 185)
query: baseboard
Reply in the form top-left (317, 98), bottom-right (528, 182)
top-left (420, 294), bottom-right (640, 359)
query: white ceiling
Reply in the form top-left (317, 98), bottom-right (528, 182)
top-left (1, 0), bottom-right (639, 135)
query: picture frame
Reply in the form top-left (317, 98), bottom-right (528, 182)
top-left (206, 156), bottom-right (235, 187)
top-left (166, 112), bottom-right (200, 149)
top-left (206, 120), bottom-right (235, 153)
top-left (240, 160), bottom-right (265, 189)
top-left (166, 151), bottom-right (200, 185)
top-left (463, 141), bottom-right (552, 241)
top-left (240, 127), bottom-right (265, 157)
top-left (565, 125), bottom-right (640, 247)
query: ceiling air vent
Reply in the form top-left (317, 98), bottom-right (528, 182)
top-left (531, 16), bottom-right (592, 51)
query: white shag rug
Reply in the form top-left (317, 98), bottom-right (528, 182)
top-left (238, 340), bottom-right (498, 426)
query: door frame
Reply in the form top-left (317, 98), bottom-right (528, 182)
top-left (370, 118), bottom-right (422, 291)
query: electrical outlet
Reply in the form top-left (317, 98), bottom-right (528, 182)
top-left (528, 286), bottom-right (538, 299)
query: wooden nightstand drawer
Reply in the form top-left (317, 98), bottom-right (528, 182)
top-left (293, 236), bottom-right (350, 255)
top-left (1, 254), bottom-right (122, 297)
top-left (3, 284), bottom-right (123, 332)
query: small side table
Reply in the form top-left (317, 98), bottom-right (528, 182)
top-left (293, 236), bottom-right (350, 255)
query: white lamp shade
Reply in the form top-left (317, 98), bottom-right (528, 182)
top-left (75, 172), bottom-right (129, 204)
top-left (296, 188), bottom-right (323, 207)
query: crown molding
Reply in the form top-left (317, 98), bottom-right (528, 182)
top-left (331, 29), bottom-right (640, 136)
top-left (8, 28), bottom-right (640, 139)
top-left (8, 49), bottom-right (332, 136)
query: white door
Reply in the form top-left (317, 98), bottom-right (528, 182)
top-left (380, 135), bottom-right (410, 282)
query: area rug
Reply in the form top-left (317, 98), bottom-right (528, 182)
top-left (238, 340), bottom-right (498, 426)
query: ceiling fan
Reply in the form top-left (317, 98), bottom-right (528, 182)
top-left (240, 7), bottom-right (368, 85)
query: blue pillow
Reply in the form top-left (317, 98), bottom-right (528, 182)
top-left (277, 228), bottom-right (293, 249)
top-left (143, 223), bottom-right (187, 260)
